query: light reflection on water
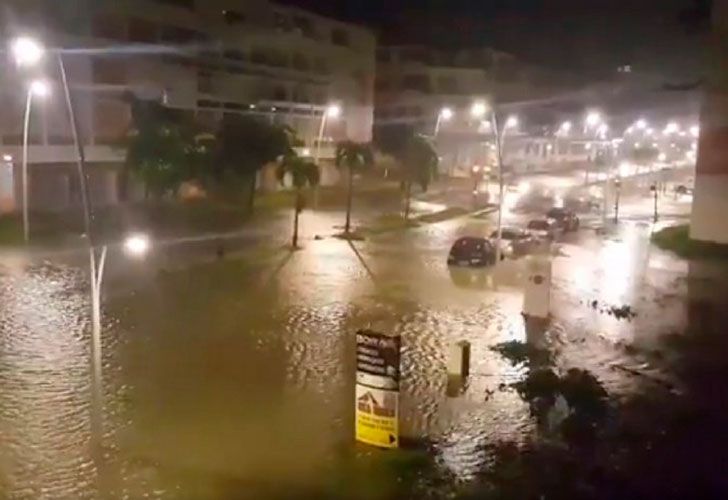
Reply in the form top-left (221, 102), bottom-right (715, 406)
top-left (0, 219), bottom-right (694, 497)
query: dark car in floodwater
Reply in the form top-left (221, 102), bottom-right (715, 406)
top-left (546, 207), bottom-right (580, 232)
top-left (447, 237), bottom-right (497, 267)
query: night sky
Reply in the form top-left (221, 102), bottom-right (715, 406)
top-left (285, 0), bottom-right (709, 80)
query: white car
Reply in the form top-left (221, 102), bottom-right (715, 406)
top-left (527, 219), bottom-right (560, 241)
top-left (490, 227), bottom-right (537, 257)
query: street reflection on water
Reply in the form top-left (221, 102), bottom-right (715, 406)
top-left (0, 219), bottom-right (704, 496)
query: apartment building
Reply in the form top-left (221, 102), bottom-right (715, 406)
top-left (0, 0), bottom-right (375, 211)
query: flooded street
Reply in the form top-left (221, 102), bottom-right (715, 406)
top-left (0, 207), bottom-right (725, 498)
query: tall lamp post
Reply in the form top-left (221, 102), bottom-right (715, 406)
top-left (650, 183), bottom-right (658, 223)
top-left (473, 100), bottom-right (517, 264)
top-left (10, 37), bottom-right (152, 462)
top-left (313, 103), bottom-right (341, 165)
top-left (434, 106), bottom-right (453, 137)
top-left (613, 178), bottom-right (622, 223)
top-left (20, 79), bottom-right (50, 243)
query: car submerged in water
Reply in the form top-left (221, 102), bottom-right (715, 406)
top-left (447, 237), bottom-right (497, 267)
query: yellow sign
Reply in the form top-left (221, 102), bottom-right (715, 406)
top-left (355, 384), bottom-right (399, 448)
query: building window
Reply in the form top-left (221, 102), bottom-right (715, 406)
top-left (223, 49), bottom-right (246, 61)
top-left (150, 0), bottom-right (194, 9)
top-left (437, 76), bottom-right (458, 94)
top-left (251, 48), bottom-right (269, 65)
top-left (292, 53), bottom-right (310, 72)
top-left (128, 18), bottom-right (157, 43)
top-left (197, 99), bottom-right (220, 108)
top-left (331, 28), bottom-right (349, 46)
top-left (160, 25), bottom-right (202, 44)
top-left (401, 74), bottom-right (431, 93)
top-left (223, 10), bottom-right (246, 25)
top-left (198, 70), bottom-right (212, 93)
top-left (274, 12), bottom-right (289, 32)
top-left (273, 86), bottom-right (288, 101)
top-left (292, 16), bottom-right (314, 37)
top-left (92, 14), bottom-right (126, 40)
top-left (313, 58), bottom-right (329, 74)
top-left (93, 59), bottom-right (126, 84)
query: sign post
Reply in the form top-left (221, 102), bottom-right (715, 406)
top-left (355, 330), bottom-right (401, 449)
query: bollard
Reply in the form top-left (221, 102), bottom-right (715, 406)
top-left (447, 340), bottom-right (471, 379)
top-left (523, 255), bottom-right (552, 319)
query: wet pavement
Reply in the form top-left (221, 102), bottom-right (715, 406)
top-left (0, 191), bottom-right (724, 498)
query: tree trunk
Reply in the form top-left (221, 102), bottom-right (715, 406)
top-left (404, 181), bottom-right (412, 221)
top-left (345, 167), bottom-right (354, 233)
top-left (292, 190), bottom-right (301, 248)
top-left (247, 173), bottom-right (257, 213)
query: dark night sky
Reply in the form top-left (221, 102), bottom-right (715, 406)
top-left (284, 0), bottom-right (709, 80)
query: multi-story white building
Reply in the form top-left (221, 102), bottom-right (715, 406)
top-left (0, 0), bottom-right (375, 211)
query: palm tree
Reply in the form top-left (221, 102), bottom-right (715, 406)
top-left (335, 141), bottom-right (373, 234)
top-left (400, 135), bottom-right (439, 220)
top-left (214, 114), bottom-right (294, 211)
top-left (277, 155), bottom-right (320, 248)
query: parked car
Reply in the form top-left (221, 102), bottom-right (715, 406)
top-left (675, 185), bottom-right (693, 196)
top-left (490, 227), bottom-right (537, 257)
top-left (447, 237), bottom-right (497, 267)
top-left (527, 219), bottom-right (560, 240)
top-left (546, 207), bottom-right (580, 232)
top-left (564, 196), bottom-right (600, 213)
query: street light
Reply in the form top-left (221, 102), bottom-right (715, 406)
top-left (505, 115), bottom-right (519, 129)
top-left (12, 35), bottom-right (105, 456)
top-left (585, 111), bottom-right (601, 127)
top-left (690, 125), bottom-right (700, 138)
top-left (2, 154), bottom-right (12, 162)
top-left (663, 122), bottom-right (679, 135)
top-left (636, 118), bottom-right (647, 130)
top-left (434, 106), bottom-right (453, 136)
top-left (20, 79), bottom-right (51, 243)
top-left (471, 100), bottom-right (487, 118)
top-left (11, 36), bottom-right (44, 66)
top-left (559, 121), bottom-right (572, 135)
top-left (314, 103), bottom-right (341, 165)
top-left (597, 123), bottom-right (609, 138)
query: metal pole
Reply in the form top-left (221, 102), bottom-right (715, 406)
top-left (433, 113), bottom-right (442, 137)
top-left (58, 53), bottom-right (103, 451)
top-left (614, 182), bottom-right (620, 223)
top-left (653, 185), bottom-right (659, 223)
top-left (313, 113), bottom-right (327, 165)
top-left (22, 90), bottom-right (33, 243)
top-left (492, 111), bottom-right (505, 265)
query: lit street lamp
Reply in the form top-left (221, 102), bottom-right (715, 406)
top-left (470, 100), bottom-right (487, 119)
top-left (505, 115), bottom-right (519, 129)
top-left (434, 106), bottom-right (453, 137)
top-left (11, 36), bottom-right (44, 67)
top-left (636, 118), bottom-right (647, 130)
top-left (11, 35), bottom-right (105, 454)
top-left (21, 79), bottom-right (50, 243)
top-left (585, 111), bottom-right (601, 129)
top-left (313, 103), bottom-right (340, 165)
top-left (558, 121), bottom-right (572, 136)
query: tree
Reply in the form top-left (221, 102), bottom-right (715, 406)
top-left (399, 135), bottom-right (439, 220)
top-left (214, 114), bottom-right (294, 210)
top-left (123, 97), bottom-right (199, 199)
top-left (276, 155), bottom-right (320, 248)
top-left (335, 141), bottom-right (373, 234)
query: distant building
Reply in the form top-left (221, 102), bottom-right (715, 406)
top-left (0, 0), bottom-right (375, 211)
top-left (373, 45), bottom-right (590, 175)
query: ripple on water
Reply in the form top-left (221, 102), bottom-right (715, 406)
top-left (0, 264), bottom-right (96, 498)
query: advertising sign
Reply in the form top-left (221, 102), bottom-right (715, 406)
top-left (355, 330), bottom-right (401, 448)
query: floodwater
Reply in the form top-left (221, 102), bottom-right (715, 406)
top-left (0, 211), bottom-right (724, 498)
